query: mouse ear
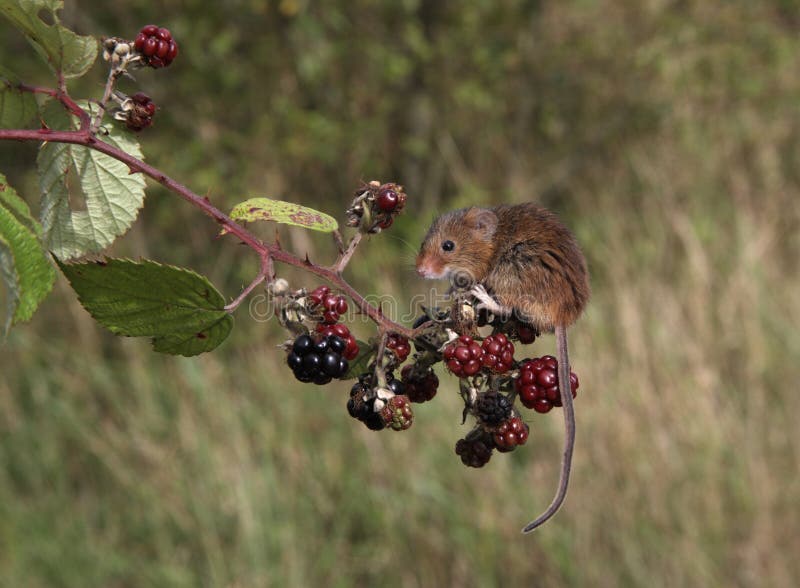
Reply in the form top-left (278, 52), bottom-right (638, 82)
top-left (465, 208), bottom-right (498, 239)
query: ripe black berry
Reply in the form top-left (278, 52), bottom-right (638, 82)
top-left (515, 355), bottom-right (579, 413)
top-left (287, 334), bottom-right (349, 385)
top-left (134, 24), bottom-right (179, 68)
top-left (443, 335), bottom-right (484, 377)
top-left (480, 333), bottom-right (515, 373)
top-left (400, 364), bottom-right (439, 403)
top-left (475, 390), bottom-right (513, 429)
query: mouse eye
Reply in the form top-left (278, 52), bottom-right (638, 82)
top-left (442, 240), bottom-right (455, 252)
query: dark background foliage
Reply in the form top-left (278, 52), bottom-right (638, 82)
top-left (1, 1), bottom-right (799, 586)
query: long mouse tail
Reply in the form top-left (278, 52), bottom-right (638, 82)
top-left (521, 325), bottom-right (575, 533)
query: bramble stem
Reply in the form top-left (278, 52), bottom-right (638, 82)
top-left (0, 85), bottom-right (419, 339)
top-left (90, 68), bottom-right (121, 133)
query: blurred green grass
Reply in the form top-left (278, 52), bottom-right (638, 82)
top-left (2, 1), bottom-right (800, 586)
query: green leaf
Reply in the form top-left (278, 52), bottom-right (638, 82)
top-left (0, 174), bottom-right (55, 332)
top-left (56, 257), bottom-right (233, 356)
top-left (0, 238), bottom-right (20, 336)
top-left (343, 340), bottom-right (373, 380)
top-left (0, 66), bottom-right (38, 128)
top-left (38, 100), bottom-right (146, 260)
top-left (0, 0), bottom-right (97, 79)
top-left (222, 197), bottom-right (339, 235)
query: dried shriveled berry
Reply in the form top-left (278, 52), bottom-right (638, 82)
top-left (400, 364), bottom-right (439, 403)
top-left (455, 433), bottom-right (494, 468)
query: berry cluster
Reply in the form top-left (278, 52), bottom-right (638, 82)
top-left (455, 433), bottom-right (495, 468)
top-left (515, 355), bottom-right (579, 413)
top-left (493, 416), bottom-right (530, 452)
top-left (315, 322), bottom-right (359, 360)
top-left (307, 285), bottom-right (348, 324)
top-left (443, 335), bottom-right (484, 377)
top-left (386, 333), bottom-right (411, 364)
top-left (124, 92), bottom-right (156, 132)
top-left (380, 395), bottom-right (414, 431)
top-left (287, 334), bottom-right (349, 385)
top-left (480, 333), bottom-right (515, 373)
top-left (475, 390), bottom-right (513, 429)
top-left (400, 364), bottom-right (439, 403)
top-left (134, 25), bottom-right (179, 68)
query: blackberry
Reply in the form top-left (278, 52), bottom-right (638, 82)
top-left (385, 333), bottom-right (411, 364)
top-left (307, 286), bottom-right (348, 324)
top-left (315, 322), bottom-right (359, 360)
top-left (133, 24), bottom-right (179, 68)
top-left (400, 364), bottom-right (439, 403)
top-left (443, 335), bottom-right (484, 377)
top-left (493, 416), bottom-right (530, 452)
top-left (124, 92), bottom-right (156, 132)
top-left (455, 431), bottom-right (495, 468)
top-left (515, 355), bottom-right (579, 413)
top-left (287, 334), bottom-right (349, 385)
top-left (475, 390), bottom-right (512, 429)
top-left (480, 333), bottom-right (515, 373)
top-left (386, 373), bottom-right (405, 396)
top-left (347, 379), bottom-right (385, 431)
top-left (380, 395), bottom-right (413, 431)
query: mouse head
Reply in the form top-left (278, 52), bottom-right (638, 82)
top-left (416, 207), bottom-right (498, 283)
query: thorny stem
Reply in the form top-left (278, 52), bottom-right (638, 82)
top-left (224, 252), bottom-right (273, 311)
top-left (330, 232), bottom-right (362, 275)
top-left (0, 84), bottom-right (419, 339)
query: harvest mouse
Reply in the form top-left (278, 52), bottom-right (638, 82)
top-left (416, 204), bottom-right (589, 532)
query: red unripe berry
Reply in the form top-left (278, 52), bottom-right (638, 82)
top-left (143, 37), bottom-right (158, 56)
top-left (517, 325), bottom-right (537, 344)
top-left (493, 416), bottom-right (529, 452)
top-left (141, 24), bottom-right (159, 36)
top-left (156, 40), bottom-right (170, 59)
top-left (157, 27), bottom-right (172, 41)
top-left (376, 189), bottom-right (399, 212)
top-left (516, 356), bottom-right (579, 412)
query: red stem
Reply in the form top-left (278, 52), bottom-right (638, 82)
top-left (0, 124), bottom-right (416, 339)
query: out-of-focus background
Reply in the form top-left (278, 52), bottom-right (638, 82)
top-left (2, 1), bottom-right (799, 586)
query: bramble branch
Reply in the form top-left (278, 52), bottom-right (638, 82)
top-left (0, 85), bottom-right (417, 339)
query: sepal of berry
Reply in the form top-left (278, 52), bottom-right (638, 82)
top-left (380, 395), bottom-right (414, 431)
top-left (480, 333), bottom-right (515, 373)
top-left (400, 364), bottom-right (439, 403)
top-left (443, 335), bottom-right (484, 377)
top-left (493, 416), bottom-right (530, 452)
top-left (455, 430), bottom-right (495, 468)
